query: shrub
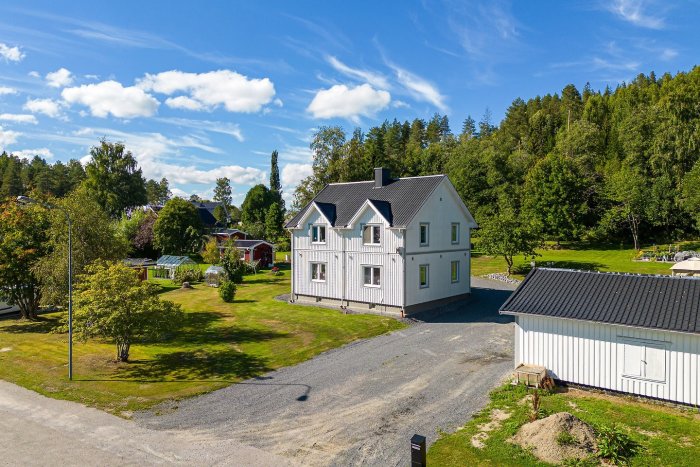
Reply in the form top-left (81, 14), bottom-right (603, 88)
top-left (219, 280), bottom-right (236, 302)
top-left (556, 430), bottom-right (577, 446)
top-left (201, 237), bottom-right (221, 264)
top-left (597, 424), bottom-right (639, 465)
top-left (270, 266), bottom-right (282, 276)
top-left (221, 247), bottom-right (245, 283)
top-left (172, 265), bottom-right (204, 285)
top-left (529, 389), bottom-right (542, 422)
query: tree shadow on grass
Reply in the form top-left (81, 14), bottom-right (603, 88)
top-left (116, 347), bottom-right (271, 381)
top-left (0, 314), bottom-right (62, 334)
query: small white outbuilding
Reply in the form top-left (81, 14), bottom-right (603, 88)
top-left (500, 268), bottom-right (700, 406)
top-left (670, 257), bottom-right (700, 276)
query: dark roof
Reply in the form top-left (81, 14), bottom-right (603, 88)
top-left (500, 268), bottom-right (700, 334)
top-left (233, 240), bottom-right (273, 248)
top-left (191, 201), bottom-right (223, 227)
top-left (285, 175), bottom-right (445, 229)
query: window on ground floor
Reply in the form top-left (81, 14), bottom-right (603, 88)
top-left (621, 338), bottom-right (667, 383)
top-left (451, 261), bottom-right (460, 283)
top-left (419, 264), bottom-right (429, 288)
top-left (311, 262), bottom-right (326, 282)
top-left (363, 266), bottom-right (381, 287)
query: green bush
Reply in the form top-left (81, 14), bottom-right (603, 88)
top-left (221, 248), bottom-right (245, 283)
top-left (172, 265), bottom-right (204, 285)
top-left (597, 424), bottom-right (639, 465)
top-left (219, 280), bottom-right (236, 302)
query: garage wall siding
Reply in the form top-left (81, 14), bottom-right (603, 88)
top-left (515, 315), bottom-right (700, 405)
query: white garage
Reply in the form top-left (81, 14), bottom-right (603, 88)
top-left (500, 268), bottom-right (700, 406)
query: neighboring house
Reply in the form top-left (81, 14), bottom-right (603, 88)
top-left (232, 240), bottom-right (275, 267)
top-left (154, 255), bottom-right (197, 279)
top-left (191, 201), bottom-right (227, 229)
top-left (285, 168), bottom-right (477, 316)
top-left (211, 228), bottom-right (248, 250)
top-left (500, 268), bottom-right (700, 406)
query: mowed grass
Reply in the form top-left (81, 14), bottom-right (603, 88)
top-left (0, 268), bottom-right (403, 415)
top-left (471, 242), bottom-right (696, 280)
top-left (428, 384), bottom-right (700, 466)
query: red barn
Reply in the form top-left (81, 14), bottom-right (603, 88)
top-left (234, 240), bottom-right (275, 267)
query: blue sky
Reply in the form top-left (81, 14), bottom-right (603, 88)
top-left (0, 0), bottom-right (697, 204)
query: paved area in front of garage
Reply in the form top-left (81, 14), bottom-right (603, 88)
top-left (136, 278), bottom-right (516, 466)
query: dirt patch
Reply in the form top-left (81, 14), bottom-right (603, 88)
top-left (0, 347), bottom-right (11, 352)
top-left (471, 408), bottom-right (511, 449)
top-left (511, 412), bottom-right (597, 464)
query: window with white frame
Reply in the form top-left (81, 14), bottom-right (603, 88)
top-left (622, 338), bottom-right (667, 382)
top-left (419, 264), bottom-right (429, 288)
top-left (419, 223), bottom-right (429, 246)
top-left (310, 262), bottom-right (326, 282)
top-left (363, 266), bottom-right (381, 287)
top-left (451, 261), bottom-right (460, 283)
top-left (362, 224), bottom-right (381, 245)
top-left (451, 223), bottom-right (460, 244)
top-left (311, 224), bottom-right (326, 244)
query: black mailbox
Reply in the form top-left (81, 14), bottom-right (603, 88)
top-left (411, 434), bottom-right (426, 467)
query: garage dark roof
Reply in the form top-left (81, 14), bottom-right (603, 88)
top-left (500, 268), bottom-right (700, 334)
top-left (233, 240), bottom-right (273, 248)
top-left (285, 175), bottom-right (445, 228)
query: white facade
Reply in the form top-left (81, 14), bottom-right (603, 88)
top-left (290, 177), bottom-right (476, 314)
top-left (514, 314), bottom-right (700, 405)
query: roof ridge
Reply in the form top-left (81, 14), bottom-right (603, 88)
top-left (539, 267), bottom-right (699, 280)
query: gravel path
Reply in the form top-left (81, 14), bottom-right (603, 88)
top-left (136, 278), bottom-right (516, 466)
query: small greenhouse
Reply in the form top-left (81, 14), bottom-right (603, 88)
top-left (205, 265), bottom-right (226, 287)
top-left (154, 255), bottom-right (196, 279)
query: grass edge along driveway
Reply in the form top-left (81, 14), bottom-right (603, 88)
top-left (0, 269), bottom-right (404, 416)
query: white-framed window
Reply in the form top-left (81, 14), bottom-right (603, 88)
top-left (621, 338), bottom-right (667, 383)
top-left (311, 224), bottom-right (326, 244)
top-left (363, 265), bottom-right (381, 287)
top-left (362, 224), bottom-right (381, 245)
top-left (451, 261), bottom-right (460, 283)
top-left (310, 262), bottom-right (326, 282)
top-left (419, 223), bottom-right (429, 246)
top-left (419, 264), bottom-right (429, 288)
top-left (451, 223), bottom-right (460, 244)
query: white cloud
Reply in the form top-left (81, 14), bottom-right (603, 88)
top-left (62, 80), bottom-right (159, 118)
top-left (165, 95), bottom-right (206, 111)
top-left (157, 117), bottom-right (244, 142)
top-left (307, 84), bottom-right (390, 122)
top-left (282, 163), bottom-right (312, 190)
top-left (138, 70), bottom-right (276, 113)
top-left (0, 126), bottom-right (21, 146)
top-left (390, 65), bottom-right (447, 112)
top-left (0, 86), bottom-right (17, 95)
top-left (0, 114), bottom-right (38, 124)
top-left (28, 71), bottom-right (40, 78)
top-left (0, 43), bottom-right (24, 62)
top-left (660, 48), bottom-right (678, 60)
top-left (24, 98), bottom-right (63, 118)
top-left (11, 148), bottom-right (53, 159)
top-left (326, 56), bottom-right (391, 89)
top-left (607, 0), bottom-right (665, 29)
top-left (45, 68), bottom-right (74, 88)
top-left (84, 74), bottom-right (99, 80)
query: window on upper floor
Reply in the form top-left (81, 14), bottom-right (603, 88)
top-left (419, 223), bottom-right (429, 247)
top-left (451, 223), bottom-right (460, 244)
top-left (311, 225), bottom-right (326, 244)
top-left (363, 265), bottom-right (381, 287)
top-left (419, 264), bottom-right (429, 288)
top-left (451, 261), bottom-right (460, 283)
top-left (362, 224), bottom-right (381, 245)
top-left (311, 262), bottom-right (326, 282)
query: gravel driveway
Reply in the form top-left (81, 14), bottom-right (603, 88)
top-left (136, 278), bottom-right (516, 466)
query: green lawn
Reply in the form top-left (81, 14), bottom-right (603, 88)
top-left (0, 268), bottom-right (403, 416)
top-left (471, 241), bottom-right (700, 280)
top-left (429, 384), bottom-right (700, 466)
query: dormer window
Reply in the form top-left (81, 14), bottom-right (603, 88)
top-left (363, 225), bottom-right (381, 245)
top-left (311, 225), bottom-right (326, 244)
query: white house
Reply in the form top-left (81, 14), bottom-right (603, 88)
top-left (285, 168), bottom-right (477, 316)
top-left (500, 268), bottom-right (700, 406)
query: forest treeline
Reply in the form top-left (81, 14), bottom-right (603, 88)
top-left (293, 68), bottom-right (700, 249)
